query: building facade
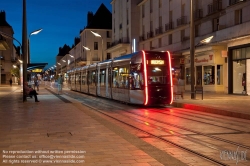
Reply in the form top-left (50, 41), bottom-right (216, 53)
top-left (107, 0), bottom-right (141, 57)
top-left (137, 0), bottom-right (250, 94)
top-left (57, 4), bottom-right (112, 82)
top-left (0, 11), bottom-right (19, 84)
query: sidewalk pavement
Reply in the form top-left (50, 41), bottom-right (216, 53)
top-left (0, 83), bottom-right (185, 166)
top-left (172, 91), bottom-right (250, 120)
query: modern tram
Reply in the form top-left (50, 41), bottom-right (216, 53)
top-left (68, 50), bottom-right (173, 106)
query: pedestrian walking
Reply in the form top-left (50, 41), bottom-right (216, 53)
top-left (173, 75), bottom-right (178, 100)
top-left (178, 77), bottom-right (185, 99)
top-left (57, 75), bottom-right (63, 95)
top-left (9, 78), bottom-right (12, 86)
top-left (33, 77), bottom-right (40, 91)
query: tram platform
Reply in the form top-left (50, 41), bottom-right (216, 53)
top-left (172, 91), bottom-right (250, 120)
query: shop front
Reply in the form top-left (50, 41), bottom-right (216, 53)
top-left (228, 45), bottom-right (250, 95)
top-left (184, 46), bottom-right (227, 93)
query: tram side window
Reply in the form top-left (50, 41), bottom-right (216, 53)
top-left (88, 70), bottom-right (96, 86)
top-left (130, 72), bottom-right (144, 90)
top-left (92, 71), bottom-right (96, 85)
top-left (112, 65), bottom-right (130, 89)
top-left (100, 69), bottom-right (105, 87)
top-left (87, 71), bottom-right (92, 85)
top-left (112, 67), bottom-right (119, 88)
top-left (75, 74), bottom-right (79, 84)
top-left (108, 68), bottom-right (112, 87)
top-left (82, 74), bottom-right (86, 85)
top-left (119, 66), bottom-right (129, 89)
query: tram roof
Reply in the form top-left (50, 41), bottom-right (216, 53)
top-left (113, 51), bottom-right (140, 61)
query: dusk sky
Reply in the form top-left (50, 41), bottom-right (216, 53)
top-left (1, 0), bottom-right (112, 69)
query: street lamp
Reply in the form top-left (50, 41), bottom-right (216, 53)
top-left (28, 28), bottom-right (42, 63)
top-left (0, 56), bottom-right (2, 85)
top-left (57, 62), bottom-right (61, 75)
top-left (69, 54), bottom-right (76, 70)
top-left (83, 46), bottom-right (92, 64)
top-left (90, 30), bottom-right (103, 61)
top-left (190, 0), bottom-right (195, 99)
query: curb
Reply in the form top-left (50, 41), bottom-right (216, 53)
top-left (172, 102), bottom-right (250, 120)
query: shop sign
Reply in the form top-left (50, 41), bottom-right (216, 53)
top-left (221, 50), bottom-right (227, 57)
top-left (32, 69), bottom-right (42, 73)
top-left (180, 58), bottom-right (185, 64)
top-left (185, 54), bottom-right (214, 65)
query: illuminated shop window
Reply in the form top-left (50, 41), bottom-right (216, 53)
top-left (203, 66), bottom-right (215, 85)
top-left (186, 68), bottom-right (190, 85)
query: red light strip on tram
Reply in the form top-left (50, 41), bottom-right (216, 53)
top-left (167, 51), bottom-right (173, 104)
top-left (142, 50), bottom-right (148, 105)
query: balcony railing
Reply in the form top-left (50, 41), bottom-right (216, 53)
top-left (155, 26), bottom-right (163, 36)
top-left (194, 9), bottom-right (203, 20)
top-left (208, 0), bottom-right (222, 15)
top-left (229, 0), bottom-right (245, 6)
top-left (92, 57), bottom-right (100, 61)
top-left (147, 31), bottom-right (154, 39)
top-left (177, 16), bottom-right (187, 26)
top-left (139, 35), bottom-right (145, 41)
top-left (165, 21), bottom-right (174, 31)
top-left (110, 37), bottom-right (130, 47)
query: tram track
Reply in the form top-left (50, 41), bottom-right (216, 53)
top-left (84, 94), bottom-right (250, 136)
top-left (80, 100), bottom-right (229, 166)
top-left (99, 104), bottom-right (250, 150)
top-left (64, 90), bottom-right (249, 165)
top-left (66, 91), bottom-right (250, 149)
top-left (162, 107), bottom-right (250, 127)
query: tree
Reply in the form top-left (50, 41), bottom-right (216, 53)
top-left (10, 68), bottom-right (20, 81)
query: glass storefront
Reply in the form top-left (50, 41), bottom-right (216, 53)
top-left (185, 65), bottom-right (223, 86)
top-left (231, 47), bottom-right (250, 94)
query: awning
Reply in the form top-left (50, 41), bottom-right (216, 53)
top-left (27, 63), bottom-right (48, 71)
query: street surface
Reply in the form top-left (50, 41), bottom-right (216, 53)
top-left (0, 83), bottom-right (249, 166)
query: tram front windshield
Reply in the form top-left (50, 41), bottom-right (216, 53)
top-left (147, 66), bottom-right (167, 85)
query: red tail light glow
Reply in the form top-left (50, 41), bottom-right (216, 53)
top-left (142, 50), bottom-right (148, 105)
top-left (167, 51), bottom-right (173, 104)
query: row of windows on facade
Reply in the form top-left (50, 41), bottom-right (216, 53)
top-left (139, 9), bottom-right (242, 49)
top-left (141, 0), bottom-right (242, 17)
top-left (112, 0), bottom-right (243, 42)
top-left (139, 8), bottom-right (242, 41)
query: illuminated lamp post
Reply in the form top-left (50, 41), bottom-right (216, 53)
top-left (57, 62), bottom-right (61, 75)
top-left (69, 54), bottom-right (76, 75)
top-left (69, 54), bottom-right (75, 69)
top-left (190, 0), bottom-right (213, 99)
top-left (28, 28), bottom-right (42, 64)
top-left (83, 46), bottom-right (92, 64)
top-left (90, 31), bottom-right (103, 61)
top-left (22, 0), bottom-right (28, 102)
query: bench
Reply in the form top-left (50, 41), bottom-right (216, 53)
top-left (24, 94), bottom-right (33, 99)
top-left (195, 86), bottom-right (203, 100)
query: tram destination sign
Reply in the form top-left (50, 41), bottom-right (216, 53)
top-left (150, 60), bottom-right (164, 65)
